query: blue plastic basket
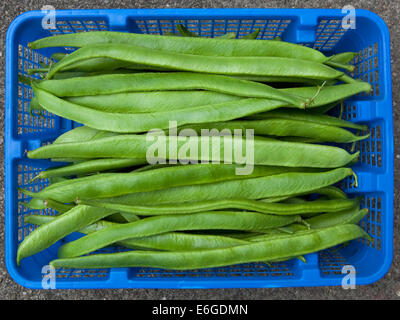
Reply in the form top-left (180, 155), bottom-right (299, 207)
top-left (5, 8), bottom-right (393, 289)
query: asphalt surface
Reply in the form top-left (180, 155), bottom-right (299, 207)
top-left (1, 0), bottom-right (399, 300)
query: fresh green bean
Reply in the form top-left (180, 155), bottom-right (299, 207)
top-left (57, 211), bottom-right (302, 259)
top-left (66, 91), bottom-right (241, 113)
top-left (36, 72), bottom-right (306, 108)
top-left (306, 207), bottom-right (369, 229)
top-left (25, 215), bottom-right (250, 251)
top-left (248, 206), bottom-right (367, 240)
top-left (23, 164), bottom-right (292, 203)
top-left (281, 82), bottom-right (371, 107)
top-left (27, 134), bottom-right (359, 169)
top-left (50, 224), bottom-right (367, 269)
top-left (327, 52), bottom-right (359, 64)
top-left (177, 119), bottom-right (369, 143)
top-left (28, 31), bottom-right (328, 62)
top-left (246, 108), bottom-right (368, 131)
top-left (81, 197), bottom-right (359, 216)
top-left (312, 186), bottom-right (348, 200)
top-left (33, 87), bottom-right (304, 133)
top-left (44, 43), bottom-right (342, 81)
top-left (16, 205), bottom-right (115, 265)
top-left (86, 168), bottom-right (355, 206)
top-left (33, 158), bottom-right (147, 180)
top-left (62, 82), bottom-right (365, 114)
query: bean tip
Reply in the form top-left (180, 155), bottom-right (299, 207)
top-left (351, 171), bottom-right (359, 188)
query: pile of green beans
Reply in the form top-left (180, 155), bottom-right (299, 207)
top-left (18, 30), bottom-right (371, 270)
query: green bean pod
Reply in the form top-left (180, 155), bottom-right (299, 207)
top-left (24, 215), bottom-right (249, 251)
top-left (246, 109), bottom-right (368, 131)
top-left (248, 208), bottom-right (367, 241)
top-left (177, 119), bottom-right (369, 143)
top-left (327, 52), bottom-right (359, 64)
top-left (64, 82), bottom-right (361, 115)
top-left (50, 224), bottom-right (367, 269)
top-left (81, 198), bottom-right (359, 216)
top-left (44, 43), bottom-right (341, 81)
top-left (33, 87), bottom-right (300, 133)
top-left (306, 207), bottom-right (369, 229)
top-left (28, 31), bottom-right (328, 62)
top-left (66, 91), bottom-right (241, 113)
top-left (27, 134), bottom-right (359, 169)
top-left (57, 211), bottom-right (302, 259)
top-left (89, 168), bottom-right (355, 206)
top-left (36, 72), bottom-right (306, 108)
top-left (16, 205), bottom-right (115, 265)
top-left (34, 158), bottom-right (147, 180)
top-left (24, 164), bottom-right (292, 203)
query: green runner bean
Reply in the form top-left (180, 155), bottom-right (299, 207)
top-left (36, 72), bottom-right (306, 108)
top-left (44, 43), bottom-right (342, 80)
top-left (33, 87), bottom-right (302, 133)
top-left (25, 215), bottom-right (250, 251)
top-left (57, 211), bottom-right (302, 259)
top-left (24, 164), bottom-right (292, 203)
top-left (27, 134), bottom-right (359, 169)
top-left (16, 205), bottom-right (115, 265)
top-left (85, 168), bottom-right (355, 206)
top-left (81, 198), bottom-right (359, 216)
top-left (28, 31), bottom-right (328, 62)
top-left (50, 224), bottom-right (367, 269)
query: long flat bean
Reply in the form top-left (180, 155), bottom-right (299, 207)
top-left (246, 109), bottom-right (368, 131)
top-left (35, 158), bottom-right (147, 180)
top-left (87, 168), bottom-right (354, 206)
top-left (25, 215), bottom-right (250, 251)
top-left (27, 134), bottom-right (359, 168)
top-left (17, 205), bottom-right (114, 265)
top-left (44, 43), bottom-right (342, 81)
top-left (32, 87), bottom-right (300, 133)
top-left (81, 198), bottom-right (359, 216)
top-left (28, 31), bottom-right (328, 62)
top-left (50, 224), bottom-right (367, 269)
top-left (25, 164), bottom-right (291, 203)
top-left (36, 72), bottom-right (306, 108)
top-left (66, 91), bottom-right (241, 113)
top-left (177, 119), bottom-right (369, 143)
top-left (57, 211), bottom-right (302, 259)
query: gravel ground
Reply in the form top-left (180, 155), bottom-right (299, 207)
top-left (1, 0), bottom-right (399, 300)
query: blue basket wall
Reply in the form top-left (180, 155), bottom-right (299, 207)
top-left (5, 9), bottom-right (393, 289)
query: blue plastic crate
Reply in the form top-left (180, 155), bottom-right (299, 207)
top-left (5, 8), bottom-right (393, 289)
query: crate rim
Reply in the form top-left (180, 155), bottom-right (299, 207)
top-left (4, 8), bottom-right (394, 289)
